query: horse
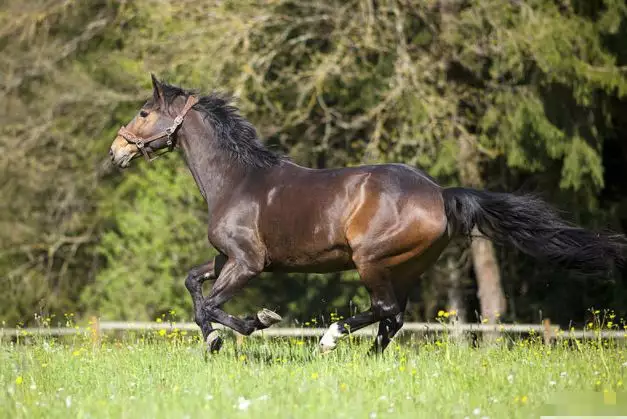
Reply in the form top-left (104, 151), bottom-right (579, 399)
top-left (109, 75), bottom-right (626, 354)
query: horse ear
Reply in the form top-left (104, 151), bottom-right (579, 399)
top-left (150, 73), bottom-right (164, 106)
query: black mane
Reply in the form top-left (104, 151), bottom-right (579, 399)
top-left (159, 82), bottom-right (284, 169)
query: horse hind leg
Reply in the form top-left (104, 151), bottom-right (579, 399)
top-left (319, 264), bottom-right (400, 352)
top-left (370, 304), bottom-right (406, 355)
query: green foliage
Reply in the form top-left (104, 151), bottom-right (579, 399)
top-left (1, 0), bottom-right (626, 325)
top-left (82, 159), bottom-right (210, 320)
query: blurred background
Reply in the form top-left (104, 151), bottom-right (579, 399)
top-left (1, 0), bottom-right (626, 328)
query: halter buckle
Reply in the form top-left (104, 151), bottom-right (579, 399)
top-left (136, 140), bottom-right (144, 149)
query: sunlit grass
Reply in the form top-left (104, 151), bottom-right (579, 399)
top-left (2, 318), bottom-right (627, 419)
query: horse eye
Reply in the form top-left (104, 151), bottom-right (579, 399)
top-left (139, 110), bottom-right (149, 118)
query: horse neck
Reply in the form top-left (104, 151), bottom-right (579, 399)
top-left (177, 122), bottom-right (249, 214)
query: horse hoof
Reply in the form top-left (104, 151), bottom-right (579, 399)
top-left (318, 323), bottom-right (341, 354)
top-left (206, 331), bottom-right (223, 354)
top-left (319, 343), bottom-right (337, 355)
top-left (257, 308), bottom-right (282, 327)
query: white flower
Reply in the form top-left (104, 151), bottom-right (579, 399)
top-left (473, 407), bottom-right (481, 416)
top-left (65, 396), bottom-right (72, 408)
top-left (205, 394), bottom-right (214, 401)
top-left (237, 397), bottom-right (251, 410)
top-left (507, 374), bottom-right (514, 384)
top-left (257, 395), bottom-right (269, 401)
top-left (560, 371), bottom-right (568, 378)
top-left (369, 413), bottom-right (377, 419)
top-left (549, 380), bottom-right (557, 386)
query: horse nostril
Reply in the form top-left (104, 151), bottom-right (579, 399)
top-left (109, 148), bottom-right (114, 157)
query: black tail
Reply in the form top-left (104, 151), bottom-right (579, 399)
top-left (442, 187), bottom-right (626, 275)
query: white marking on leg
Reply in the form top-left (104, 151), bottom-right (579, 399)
top-left (320, 322), bottom-right (343, 351)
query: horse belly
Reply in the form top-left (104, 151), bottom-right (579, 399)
top-left (266, 245), bottom-right (355, 273)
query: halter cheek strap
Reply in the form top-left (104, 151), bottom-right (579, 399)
top-left (117, 95), bottom-right (199, 162)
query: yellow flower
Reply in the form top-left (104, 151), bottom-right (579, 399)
top-left (608, 322), bottom-right (614, 328)
top-left (239, 354), bottom-right (247, 362)
top-left (156, 318), bottom-right (163, 323)
top-left (587, 322), bottom-right (594, 328)
top-left (311, 373), bottom-right (319, 380)
top-left (521, 395), bottom-right (528, 404)
top-left (443, 312), bottom-right (450, 318)
top-left (15, 376), bottom-right (23, 386)
top-left (339, 383), bottom-right (347, 391)
top-left (449, 310), bottom-right (457, 316)
top-left (72, 350), bottom-right (81, 357)
top-left (158, 329), bottom-right (166, 336)
top-left (437, 310), bottom-right (445, 317)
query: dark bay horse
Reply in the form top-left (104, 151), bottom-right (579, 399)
top-left (109, 75), bottom-right (626, 354)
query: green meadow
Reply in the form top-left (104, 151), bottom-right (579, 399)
top-left (2, 325), bottom-right (627, 418)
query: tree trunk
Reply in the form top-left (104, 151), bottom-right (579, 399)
top-left (470, 228), bottom-right (506, 322)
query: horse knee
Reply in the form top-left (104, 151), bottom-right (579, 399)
top-left (185, 273), bottom-right (198, 292)
top-left (185, 268), bottom-right (215, 292)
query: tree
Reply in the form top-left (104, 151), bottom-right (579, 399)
top-left (1, 0), bottom-right (626, 326)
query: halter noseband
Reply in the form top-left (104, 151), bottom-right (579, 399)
top-left (117, 95), bottom-right (199, 162)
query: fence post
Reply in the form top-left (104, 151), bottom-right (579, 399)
top-left (543, 318), bottom-right (552, 346)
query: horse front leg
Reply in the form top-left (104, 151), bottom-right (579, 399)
top-left (184, 255), bottom-right (227, 350)
top-left (200, 259), bottom-right (281, 353)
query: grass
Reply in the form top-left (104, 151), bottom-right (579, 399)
top-left (2, 325), bottom-right (627, 419)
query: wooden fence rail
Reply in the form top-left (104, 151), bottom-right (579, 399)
top-left (1, 320), bottom-right (625, 341)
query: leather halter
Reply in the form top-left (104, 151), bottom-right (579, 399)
top-left (117, 95), bottom-right (199, 162)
